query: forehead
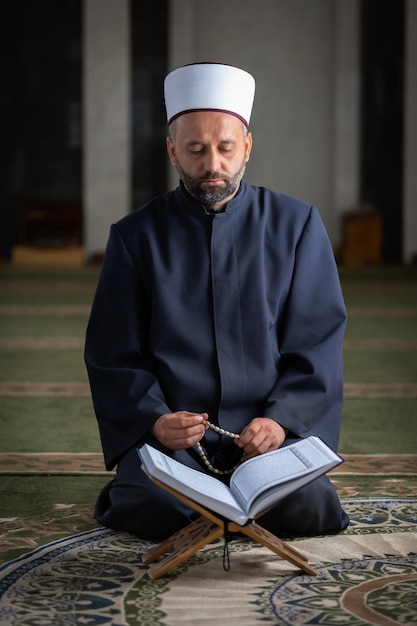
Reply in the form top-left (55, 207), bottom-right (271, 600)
top-left (174, 111), bottom-right (245, 142)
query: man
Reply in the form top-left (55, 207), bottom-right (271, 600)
top-left (85, 63), bottom-right (349, 540)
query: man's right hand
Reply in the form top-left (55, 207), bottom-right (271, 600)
top-left (151, 411), bottom-right (208, 450)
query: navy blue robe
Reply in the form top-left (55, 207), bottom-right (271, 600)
top-left (85, 181), bottom-right (348, 539)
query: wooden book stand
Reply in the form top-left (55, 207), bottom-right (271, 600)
top-left (142, 477), bottom-right (317, 580)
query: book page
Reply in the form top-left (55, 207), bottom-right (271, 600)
top-left (138, 445), bottom-right (249, 524)
top-left (230, 446), bottom-right (312, 513)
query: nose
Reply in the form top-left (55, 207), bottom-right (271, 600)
top-left (203, 146), bottom-right (222, 173)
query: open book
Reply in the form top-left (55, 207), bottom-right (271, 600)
top-left (137, 436), bottom-right (342, 526)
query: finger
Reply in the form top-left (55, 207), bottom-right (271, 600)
top-left (163, 427), bottom-right (206, 450)
top-left (243, 429), bottom-right (280, 457)
top-left (243, 439), bottom-right (268, 458)
top-left (164, 415), bottom-right (207, 449)
top-left (237, 425), bottom-right (259, 448)
top-left (168, 412), bottom-right (205, 431)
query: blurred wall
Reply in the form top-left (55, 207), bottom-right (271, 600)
top-left (404, 0), bottom-right (417, 265)
top-left (83, 0), bottom-right (131, 259)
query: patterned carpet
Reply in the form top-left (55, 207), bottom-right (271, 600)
top-left (1, 455), bottom-right (416, 625)
top-left (0, 496), bottom-right (416, 625)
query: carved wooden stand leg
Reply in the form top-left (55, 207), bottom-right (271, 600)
top-left (231, 521), bottom-right (317, 576)
top-left (141, 477), bottom-right (317, 580)
top-left (142, 516), bottom-right (224, 580)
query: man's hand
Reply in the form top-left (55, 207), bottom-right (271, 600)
top-left (236, 417), bottom-right (287, 459)
top-left (151, 411), bottom-right (208, 450)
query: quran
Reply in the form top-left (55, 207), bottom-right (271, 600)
top-left (137, 436), bottom-right (342, 526)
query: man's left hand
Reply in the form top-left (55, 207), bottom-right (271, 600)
top-left (236, 417), bottom-right (287, 459)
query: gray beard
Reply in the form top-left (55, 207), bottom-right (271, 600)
top-left (175, 162), bottom-right (247, 207)
top-left (187, 180), bottom-right (239, 204)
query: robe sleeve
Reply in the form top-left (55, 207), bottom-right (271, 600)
top-left (263, 206), bottom-right (347, 451)
top-left (84, 224), bottom-right (170, 470)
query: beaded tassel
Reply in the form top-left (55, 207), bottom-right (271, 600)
top-left (195, 419), bottom-right (242, 476)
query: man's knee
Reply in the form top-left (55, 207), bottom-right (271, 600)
top-left (96, 479), bottom-right (197, 540)
top-left (95, 449), bottom-right (199, 540)
top-left (260, 476), bottom-right (349, 536)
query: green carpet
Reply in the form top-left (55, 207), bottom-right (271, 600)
top-left (1, 264), bottom-right (416, 458)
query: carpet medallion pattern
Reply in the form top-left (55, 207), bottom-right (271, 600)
top-left (0, 499), bottom-right (416, 626)
top-left (261, 553), bottom-right (417, 625)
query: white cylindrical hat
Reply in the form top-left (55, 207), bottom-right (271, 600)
top-left (164, 63), bottom-right (255, 127)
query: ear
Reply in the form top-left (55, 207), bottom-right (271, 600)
top-left (166, 137), bottom-right (176, 166)
top-left (245, 131), bottom-right (253, 163)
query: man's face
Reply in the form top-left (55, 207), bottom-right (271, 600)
top-left (166, 111), bottom-right (252, 210)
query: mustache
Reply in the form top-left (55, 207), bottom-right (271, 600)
top-left (200, 172), bottom-right (227, 182)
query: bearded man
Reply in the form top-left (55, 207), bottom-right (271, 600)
top-left (85, 63), bottom-right (349, 540)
